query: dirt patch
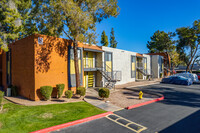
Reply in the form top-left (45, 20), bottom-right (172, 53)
top-left (0, 122), bottom-right (2, 128)
top-left (39, 113), bottom-right (53, 119)
top-left (107, 89), bottom-right (159, 108)
top-left (59, 110), bottom-right (68, 114)
top-left (0, 108), bottom-right (8, 114)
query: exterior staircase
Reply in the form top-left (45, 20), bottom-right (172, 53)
top-left (96, 61), bottom-right (121, 89)
top-left (136, 67), bottom-right (154, 80)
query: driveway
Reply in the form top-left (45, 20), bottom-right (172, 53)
top-left (52, 83), bottom-right (200, 133)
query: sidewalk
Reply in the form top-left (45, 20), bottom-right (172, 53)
top-left (84, 88), bottom-right (122, 112)
top-left (4, 96), bottom-right (82, 106)
top-left (84, 79), bottom-right (161, 112)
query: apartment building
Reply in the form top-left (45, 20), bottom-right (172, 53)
top-left (0, 34), bottom-right (165, 100)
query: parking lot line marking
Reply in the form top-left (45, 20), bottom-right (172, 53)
top-left (115, 118), bottom-right (121, 121)
top-left (106, 114), bottom-right (147, 133)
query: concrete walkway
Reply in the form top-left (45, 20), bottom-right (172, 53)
top-left (4, 96), bottom-right (82, 106)
top-left (84, 88), bottom-right (122, 112)
top-left (84, 80), bottom-right (161, 112)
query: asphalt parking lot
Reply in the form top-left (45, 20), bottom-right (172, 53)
top-left (52, 83), bottom-right (200, 133)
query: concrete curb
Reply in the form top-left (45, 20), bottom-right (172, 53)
top-left (30, 111), bottom-right (113, 133)
top-left (125, 96), bottom-right (164, 110)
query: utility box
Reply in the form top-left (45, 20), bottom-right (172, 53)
top-left (7, 88), bottom-right (11, 97)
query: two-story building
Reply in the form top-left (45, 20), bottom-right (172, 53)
top-left (0, 34), bottom-right (165, 101)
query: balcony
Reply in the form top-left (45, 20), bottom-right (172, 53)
top-left (83, 58), bottom-right (99, 71)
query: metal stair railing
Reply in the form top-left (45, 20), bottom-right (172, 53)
top-left (136, 67), bottom-right (154, 80)
top-left (95, 60), bottom-right (121, 88)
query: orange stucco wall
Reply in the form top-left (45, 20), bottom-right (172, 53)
top-left (34, 34), bottom-right (87, 100)
top-left (34, 34), bottom-right (71, 100)
top-left (1, 34), bottom-right (101, 101)
top-left (2, 35), bottom-right (35, 100)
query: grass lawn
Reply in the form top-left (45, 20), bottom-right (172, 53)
top-left (0, 99), bottom-right (106, 133)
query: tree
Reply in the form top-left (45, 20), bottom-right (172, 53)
top-left (190, 54), bottom-right (200, 72)
top-left (147, 30), bottom-right (176, 53)
top-left (0, 0), bottom-right (31, 51)
top-left (110, 28), bottom-right (117, 48)
top-left (32, 0), bottom-right (120, 88)
top-left (169, 48), bottom-right (183, 71)
top-left (147, 30), bottom-right (176, 72)
top-left (176, 20), bottom-right (200, 72)
top-left (101, 30), bottom-right (109, 46)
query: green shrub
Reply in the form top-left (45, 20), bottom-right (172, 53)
top-left (56, 84), bottom-right (65, 98)
top-left (98, 88), bottom-right (110, 99)
top-left (40, 86), bottom-right (53, 101)
top-left (65, 90), bottom-right (73, 99)
top-left (0, 91), bottom-right (4, 106)
top-left (76, 87), bottom-right (86, 96)
top-left (160, 73), bottom-right (163, 78)
top-left (11, 86), bottom-right (18, 96)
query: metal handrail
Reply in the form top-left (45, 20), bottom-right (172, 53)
top-left (83, 58), bottom-right (113, 73)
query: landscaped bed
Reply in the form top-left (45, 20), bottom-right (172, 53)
top-left (107, 89), bottom-right (159, 108)
top-left (0, 98), bottom-right (106, 133)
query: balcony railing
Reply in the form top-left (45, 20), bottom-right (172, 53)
top-left (83, 58), bottom-right (96, 68)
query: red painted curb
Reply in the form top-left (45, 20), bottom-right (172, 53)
top-left (30, 111), bottom-right (113, 133)
top-left (126, 96), bottom-right (164, 110)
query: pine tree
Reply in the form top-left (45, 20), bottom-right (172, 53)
top-left (110, 28), bottom-right (117, 48)
top-left (101, 31), bottom-right (109, 46)
top-left (0, 0), bottom-right (32, 51)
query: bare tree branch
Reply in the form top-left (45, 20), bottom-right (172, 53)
top-left (63, 30), bottom-right (73, 41)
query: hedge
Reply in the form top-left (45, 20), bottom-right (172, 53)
top-left (65, 90), bottom-right (73, 99)
top-left (0, 91), bottom-right (4, 106)
top-left (76, 87), bottom-right (86, 96)
top-left (40, 86), bottom-right (53, 101)
top-left (98, 88), bottom-right (110, 99)
top-left (56, 84), bottom-right (65, 98)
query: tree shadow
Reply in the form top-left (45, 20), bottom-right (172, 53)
top-left (35, 35), bottom-right (71, 73)
top-left (159, 110), bottom-right (200, 133)
top-left (124, 85), bottom-right (200, 108)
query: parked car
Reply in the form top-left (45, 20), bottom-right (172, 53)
top-left (161, 76), bottom-right (193, 86)
top-left (176, 72), bottom-right (199, 82)
top-left (196, 73), bottom-right (200, 80)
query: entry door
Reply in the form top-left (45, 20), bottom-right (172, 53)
top-left (84, 72), bottom-right (94, 88)
top-left (88, 72), bottom-right (94, 87)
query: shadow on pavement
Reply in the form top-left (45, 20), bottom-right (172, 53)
top-left (124, 85), bottom-right (200, 108)
top-left (159, 110), bottom-right (200, 133)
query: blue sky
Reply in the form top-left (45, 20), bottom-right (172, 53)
top-left (95, 0), bottom-right (200, 53)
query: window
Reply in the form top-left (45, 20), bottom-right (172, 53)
top-left (6, 50), bottom-right (11, 85)
top-left (160, 57), bottom-right (163, 73)
top-left (70, 49), bottom-right (81, 60)
top-left (131, 56), bottom-right (136, 78)
top-left (105, 52), bottom-right (112, 74)
top-left (105, 52), bottom-right (112, 61)
top-left (143, 57), bottom-right (147, 74)
top-left (69, 48), bottom-right (82, 87)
